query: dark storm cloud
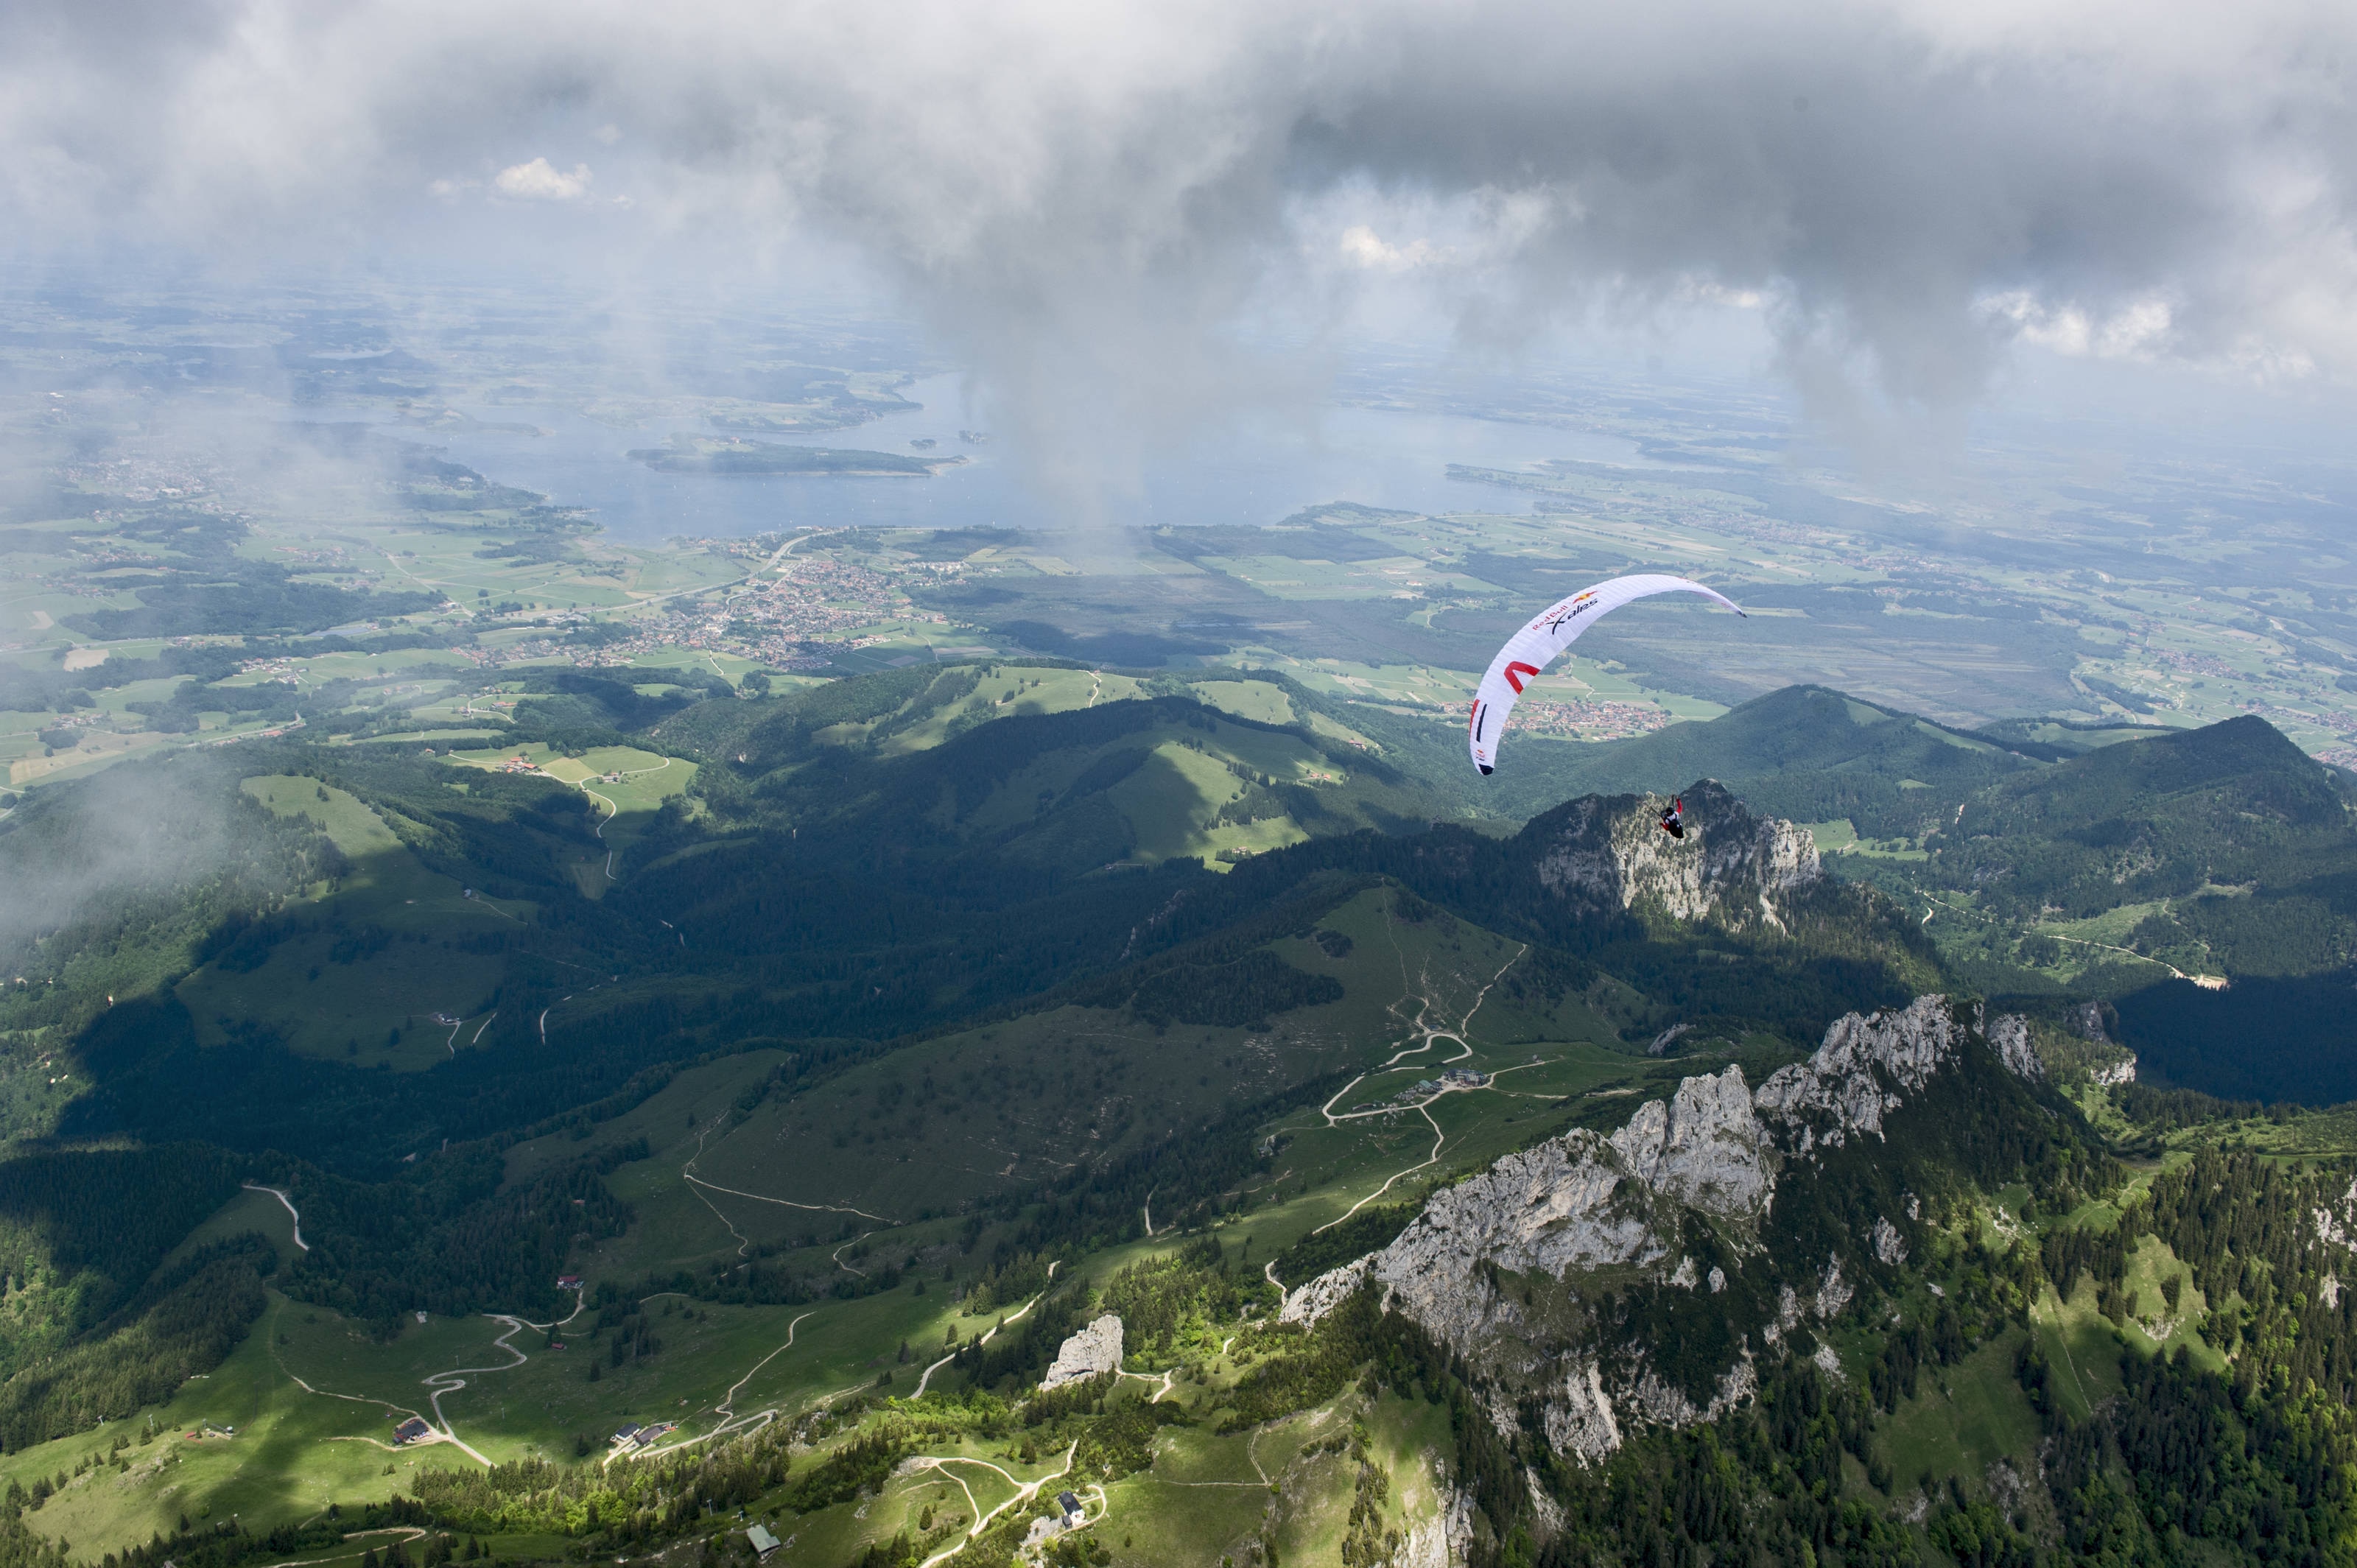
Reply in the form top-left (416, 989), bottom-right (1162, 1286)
top-left (3, 0), bottom-right (2351, 507)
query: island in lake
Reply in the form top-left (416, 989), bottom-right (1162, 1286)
top-left (625, 435), bottom-right (964, 476)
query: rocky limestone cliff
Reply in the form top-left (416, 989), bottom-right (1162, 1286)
top-left (1282, 994), bottom-right (2045, 1466)
top-left (1040, 1314), bottom-right (1123, 1389)
top-left (1525, 778), bottom-right (1821, 932)
top-left (1984, 1010), bottom-right (2042, 1081)
top-left (1372, 1066), bottom-right (1771, 1349)
top-left (1753, 994), bottom-right (1965, 1154)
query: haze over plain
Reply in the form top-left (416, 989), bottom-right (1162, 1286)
top-left (3, 7), bottom-right (2357, 1568)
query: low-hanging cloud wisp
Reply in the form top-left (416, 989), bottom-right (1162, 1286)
top-left (3, 0), bottom-right (2352, 513)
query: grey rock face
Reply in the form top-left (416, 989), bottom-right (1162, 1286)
top-left (1987, 1013), bottom-right (2042, 1080)
top-left (1525, 780), bottom-right (1822, 932)
top-left (1545, 1361), bottom-right (1625, 1463)
top-left (1039, 1314), bottom-right (1123, 1389)
top-left (1396, 1488), bottom-right (1478, 1568)
top-left (1617, 1066), bottom-right (1774, 1215)
top-left (1753, 994), bottom-right (1961, 1154)
top-left (2067, 999), bottom-right (2110, 1043)
top-left (1285, 994), bottom-right (2041, 1466)
top-left (1279, 1257), bottom-right (1372, 1326)
top-left (1369, 1066), bottom-right (1774, 1348)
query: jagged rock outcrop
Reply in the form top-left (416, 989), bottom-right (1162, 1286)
top-left (1284, 994), bottom-right (2047, 1467)
top-left (1544, 1360), bottom-right (1623, 1460)
top-left (1525, 779), bottom-right (1821, 932)
top-left (1986, 1013), bottom-right (2042, 1080)
top-left (1039, 1314), bottom-right (1123, 1388)
top-left (1396, 1488), bottom-right (1478, 1568)
top-left (1279, 1256), bottom-right (1373, 1326)
top-left (1371, 1066), bottom-right (1771, 1345)
top-left (1753, 994), bottom-right (1963, 1153)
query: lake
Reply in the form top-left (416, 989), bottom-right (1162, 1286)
top-left (393, 373), bottom-right (1679, 543)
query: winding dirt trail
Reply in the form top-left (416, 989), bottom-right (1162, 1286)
top-left (1317, 940), bottom-right (1523, 1127)
top-left (832, 1233), bottom-right (874, 1277)
top-left (624, 1310), bottom-right (816, 1465)
top-left (270, 1287), bottom-right (584, 1469)
top-left (575, 756), bottom-right (675, 883)
top-left (242, 1184), bottom-right (310, 1251)
top-left (910, 1440), bottom-right (1079, 1568)
top-left (1116, 1367), bottom-right (1177, 1403)
top-left (678, 1112), bottom-right (895, 1261)
top-left (1918, 891), bottom-right (2224, 986)
top-left (1294, 930), bottom-right (1526, 1240)
top-left (1313, 1104), bottom-right (1447, 1237)
top-left (911, 1263), bottom-right (1058, 1399)
top-left (418, 1287), bottom-right (588, 1465)
top-left (252, 1527), bottom-right (429, 1568)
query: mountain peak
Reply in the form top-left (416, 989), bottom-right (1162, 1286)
top-left (1961, 712), bottom-right (2344, 838)
top-left (1285, 994), bottom-right (2048, 1465)
top-left (1518, 777), bottom-right (1822, 932)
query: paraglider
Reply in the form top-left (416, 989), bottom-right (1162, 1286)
top-left (1658, 796), bottom-right (1686, 840)
top-left (1466, 573), bottom-right (1745, 776)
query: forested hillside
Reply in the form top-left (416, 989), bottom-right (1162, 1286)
top-left (0, 665), bottom-right (2349, 1568)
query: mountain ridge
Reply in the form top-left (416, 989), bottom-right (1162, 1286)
top-left (1279, 994), bottom-right (2071, 1466)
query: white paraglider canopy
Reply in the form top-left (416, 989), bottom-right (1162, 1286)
top-left (1466, 574), bottom-right (1744, 774)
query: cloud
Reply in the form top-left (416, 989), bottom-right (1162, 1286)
top-left (1339, 225), bottom-right (1447, 274)
top-left (0, 756), bottom-right (239, 971)
top-left (1981, 290), bottom-right (2177, 362)
top-left (492, 157), bottom-right (592, 201)
top-left (0, 0), bottom-right (2351, 513)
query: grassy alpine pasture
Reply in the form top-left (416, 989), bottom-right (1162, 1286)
top-left (0, 1299), bottom-right (414, 1558)
top-left (174, 778), bottom-right (531, 1066)
top-left (164, 1188), bottom-right (306, 1273)
top-left (180, 936), bottom-right (506, 1069)
top-left (1873, 1329), bottom-right (2043, 1498)
top-left (236, 774), bottom-right (538, 932)
top-left (67, 876), bottom-right (1673, 1566)
top-left (862, 668), bottom-right (1148, 756)
top-left (621, 886), bottom-right (1634, 1240)
top-left (442, 744), bottom-right (696, 894)
top-left (917, 696), bottom-right (1388, 872)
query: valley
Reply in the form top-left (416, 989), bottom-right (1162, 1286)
top-left (3, 300), bottom-right (2356, 1568)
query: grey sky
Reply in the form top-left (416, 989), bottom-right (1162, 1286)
top-left (4, 0), bottom-right (2352, 510)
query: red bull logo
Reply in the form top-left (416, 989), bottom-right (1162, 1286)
top-left (1536, 590), bottom-right (1602, 634)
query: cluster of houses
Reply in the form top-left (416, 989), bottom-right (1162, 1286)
top-left (1394, 1067), bottom-right (1490, 1103)
top-left (608, 1421), bottom-right (678, 1455)
top-left (1348, 1065), bottom-right (1495, 1116)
